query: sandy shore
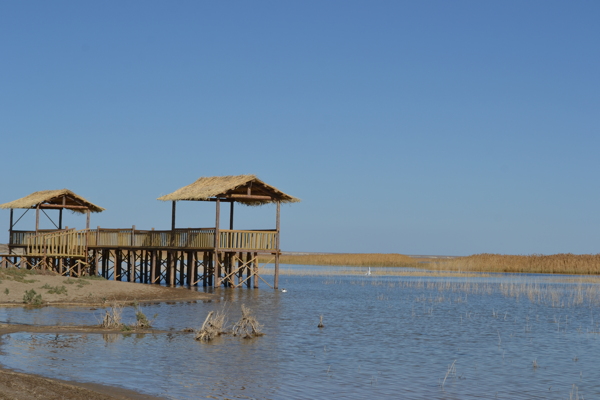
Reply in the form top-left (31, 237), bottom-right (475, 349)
top-left (0, 268), bottom-right (215, 399)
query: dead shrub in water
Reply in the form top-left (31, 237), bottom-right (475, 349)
top-left (100, 302), bottom-right (123, 329)
top-left (232, 304), bottom-right (264, 338)
top-left (195, 310), bottom-right (227, 341)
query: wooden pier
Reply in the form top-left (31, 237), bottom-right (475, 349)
top-left (0, 175), bottom-right (299, 289)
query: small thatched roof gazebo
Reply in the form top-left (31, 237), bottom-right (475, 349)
top-left (0, 189), bottom-right (104, 232)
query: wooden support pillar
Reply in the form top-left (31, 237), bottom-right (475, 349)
top-left (229, 201), bottom-right (234, 230)
top-left (187, 251), bottom-right (194, 286)
top-left (59, 195), bottom-right (65, 230)
top-left (168, 251), bottom-right (175, 286)
top-left (9, 209), bottom-right (13, 245)
top-left (101, 250), bottom-right (107, 278)
top-left (115, 250), bottom-right (122, 281)
top-left (203, 252), bottom-right (209, 287)
top-left (274, 201), bottom-right (281, 290)
top-left (214, 199), bottom-right (221, 287)
top-left (35, 205), bottom-right (40, 232)
top-left (179, 251), bottom-right (185, 286)
top-left (150, 250), bottom-right (157, 284)
top-left (128, 250), bottom-right (136, 282)
top-left (94, 250), bottom-right (101, 276)
top-left (171, 201), bottom-right (176, 231)
top-left (86, 210), bottom-right (90, 229)
top-left (246, 252), bottom-right (252, 288)
top-left (253, 252), bottom-right (259, 289)
top-left (207, 252), bottom-right (213, 287)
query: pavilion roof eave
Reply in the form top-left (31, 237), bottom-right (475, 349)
top-left (0, 189), bottom-right (105, 214)
top-left (157, 174), bottom-right (300, 205)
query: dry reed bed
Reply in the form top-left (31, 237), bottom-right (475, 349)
top-left (268, 253), bottom-right (600, 275)
top-left (432, 253), bottom-right (600, 275)
top-left (263, 253), bottom-right (418, 267)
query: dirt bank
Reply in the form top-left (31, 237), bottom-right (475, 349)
top-left (0, 268), bottom-right (213, 306)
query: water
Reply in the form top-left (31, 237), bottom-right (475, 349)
top-left (1, 268), bottom-right (600, 399)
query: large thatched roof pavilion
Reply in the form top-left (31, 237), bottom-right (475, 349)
top-left (0, 189), bottom-right (104, 233)
top-left (157, 174), bottom-right (300, 204)
top-left (157, 174), bottom-right (299, 228)
top-left (158, 174), bottom-right (299, 289)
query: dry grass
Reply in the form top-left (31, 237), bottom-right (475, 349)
top-left (100, 302), bottom-right (123, 329)
top-left (195, 310), bottom-right (227, 341)
top-left (430, 253), bottom-right (600, 275)
top-left (266, 253), bottom-right (419, 267)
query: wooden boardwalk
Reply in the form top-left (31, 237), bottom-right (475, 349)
top-left (0, 175), bottom-right (300, 290)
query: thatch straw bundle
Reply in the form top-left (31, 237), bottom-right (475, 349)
top-left (157, 175), bottom-right (300, 205)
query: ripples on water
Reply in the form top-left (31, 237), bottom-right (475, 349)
top-left (1, 266), bottom-right (600, 399)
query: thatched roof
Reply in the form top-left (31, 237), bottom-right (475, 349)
top-left (157, 175), bottom-right (300, 205)
top-left (0, 189), bottom-right (105, 213)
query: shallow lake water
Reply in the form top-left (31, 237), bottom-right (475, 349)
top-left (1, 266), bottom-right (600, 399)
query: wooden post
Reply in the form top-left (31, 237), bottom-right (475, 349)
top-left (9, 209), bottom-right (13, 246)
top-left (86, 210), bottom-right (90, 229)
top-left (171, 201), bottom-right (176, 230)
top-left (203, 252), bottom-right (208, 286)
top-left (94, 250), bottom-right (100, 276)
top-left (60, 195), bottom-right (65, 229)
top-left (253, 252), bottom-right (259, 289)
top-left (168, 251), bottom-right (175, 286)
top-left (246, 252), bottom-right (252, 288)
top-left (274, 202), bottom-right (281, 290)
top-left (150, 250), bottom-right (157, 284)
top-left (35, 205), bottom-right (40, 232)
top-left (229, 201), bottom-right (234, 230)
top-left (214, 198), bottom-right (220, 287)
top-left (115, 249), bottom-right (122, 281)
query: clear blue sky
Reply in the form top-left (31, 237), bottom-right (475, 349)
top-left (1, 1), bottom-right (598, 255)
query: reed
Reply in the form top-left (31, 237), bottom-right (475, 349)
top-left (261, 253), bottom-right (418, 267)
top-left (431, 253), bottom-right (600, 275)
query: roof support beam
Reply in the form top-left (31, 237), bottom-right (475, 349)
top-left (171, 201), bottom-right (176, 231)
top-left (36, 204), bottom-right (90, 210)
top-left (226, 194), bottom-right (275, 201)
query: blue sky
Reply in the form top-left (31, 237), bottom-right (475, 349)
top-left (1, 1), bottom-right (598, 255)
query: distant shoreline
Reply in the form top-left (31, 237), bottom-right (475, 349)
top-left (268, 252), bottom-right (600, 275)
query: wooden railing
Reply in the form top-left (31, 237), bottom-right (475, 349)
top-left (219, 229), bottom-right (277, 250)
top-left (24, 229), bottom-right (89, 257)
top-left (14, 228), bottom-right (278, 253)
top-left (88, 228), bottom-right (216, 248)
top-left (10, 230), bottom-right (55, 247)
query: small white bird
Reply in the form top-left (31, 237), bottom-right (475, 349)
top-left (365, 267), bottom-right (371, 276)
top-left (281, 288), bottom-right (287, 293)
